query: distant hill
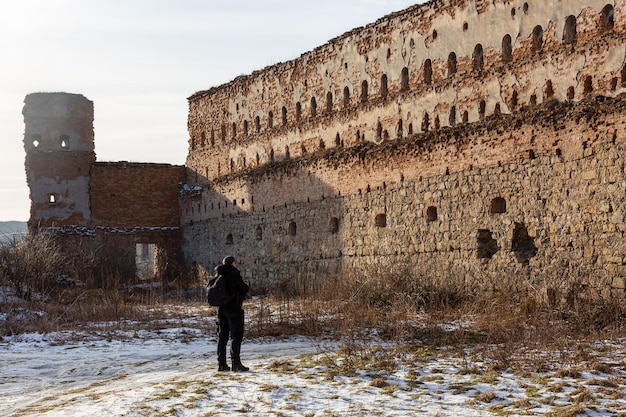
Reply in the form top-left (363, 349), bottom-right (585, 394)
top-left (0, 221), bottom-right (28, 243)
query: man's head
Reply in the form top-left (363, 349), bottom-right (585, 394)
top-left (223, 256), bottom-right (236, 266)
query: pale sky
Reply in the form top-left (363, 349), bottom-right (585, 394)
top-left (0, 0), bottom-right (421, 221)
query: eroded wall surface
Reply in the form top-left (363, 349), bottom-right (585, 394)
top-left (186, 0), bottom-right (623, 185)
top-left (23, 93), bottom-right (95, 229)
top-left (182, 0), bottom-right (626, 301)
top-left (184, 96), bottom-right (626, 300)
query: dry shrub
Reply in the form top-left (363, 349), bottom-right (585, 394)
top-left (63, 238), bottom-right (138, 289)
top-left (0, 288), bottom-right (150, 336)
top-left (0, 233), bottom-right (67, 299)
top-left (247, 296), bottom-right (332, 338)
top-left (0, 234), bottom-right (159, 336)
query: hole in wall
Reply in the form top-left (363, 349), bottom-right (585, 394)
top-left (401, 67), bottom-right (409, 91)
top-left (584, 76), bottom-right (593, 94)
top-left (544, 80), bottom-right (554, 99)
top-left (449, 107), bottom-right (456, 126)
top-left (426, 206), bottom-right (438, 222)
top-left (375, 213), bottom-right (387, 228)
top-left (472, 44), bottom-right (483, 71)
top-left (478, 100), bottom-right (487, 120)
top-left (601, 5), bottom-right (615, 32)
top-left (448, 52), bottom-right (457, 77)
top-left (563, 15), bottom-right (577, 45)
top-left (380, 74), bottom-right (388, 98)
top-left (288, 221), bottom-right (297, 236)
top-left (361, 80), bottom-right (369, 102)
top-left (490, 197), bottom-right (507, 214)
top-left (477, 229), bottom-right (499, 259)
top-left (424, 59), bottom-right (432, 85)
top-left (532, 25), bottom-right (543, 52)
top-left (31, 134), bottom-right (41, 148)
top-left (502, 34), bottom-right (512, 63)
top-left (511, 222), bottom-right (537, 264)
top-left (60, 134), bottom-right (69, 149)
top-left (296, 102), bottom-right (302, 121)
top-left (329, 217), bottom-right (339, 234)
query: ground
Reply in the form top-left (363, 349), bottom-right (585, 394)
top-left (1, 303), bottom-right (625, 417)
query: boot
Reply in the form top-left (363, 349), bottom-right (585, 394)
top-left (232, 358), bottom-right (249, 372)
top-left (218, 350), bottom-right (230, 372)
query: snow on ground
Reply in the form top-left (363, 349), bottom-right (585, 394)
top-left (2, 309), bottom-right (626, 417)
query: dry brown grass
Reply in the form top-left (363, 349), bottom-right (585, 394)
top-left (2, 233), bottom-right (625, 368)
top-left (244, 258), bottom-right (626, 375)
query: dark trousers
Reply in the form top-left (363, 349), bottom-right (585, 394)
top-left (217, 307), bottom-right (245, 363)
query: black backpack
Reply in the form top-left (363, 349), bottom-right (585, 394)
top-left (206, 274), bottom-right (232, 307)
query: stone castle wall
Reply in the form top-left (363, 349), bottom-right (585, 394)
top-left (181, 0), bottom-right (626, 301)
top-left (182, 96), bottom-right (626, 301)
top-left (185, 0), bottom-right (623, 187)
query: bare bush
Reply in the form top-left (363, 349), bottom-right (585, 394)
top-left (0, 233), bottom-right (68, 299)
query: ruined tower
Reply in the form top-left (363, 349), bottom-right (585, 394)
top-left (22, 92), bottom-right (186, 281)
top-left (23, 93), bottom-right (95, 231)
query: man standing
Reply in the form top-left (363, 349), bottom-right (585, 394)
top-left (215, 256), bottom-right (250, 372)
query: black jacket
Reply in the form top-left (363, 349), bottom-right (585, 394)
top-left (215, 263), bottom-right (249, 310)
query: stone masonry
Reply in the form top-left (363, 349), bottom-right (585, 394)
top-left (181, 0), bottom-right (626, 303)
